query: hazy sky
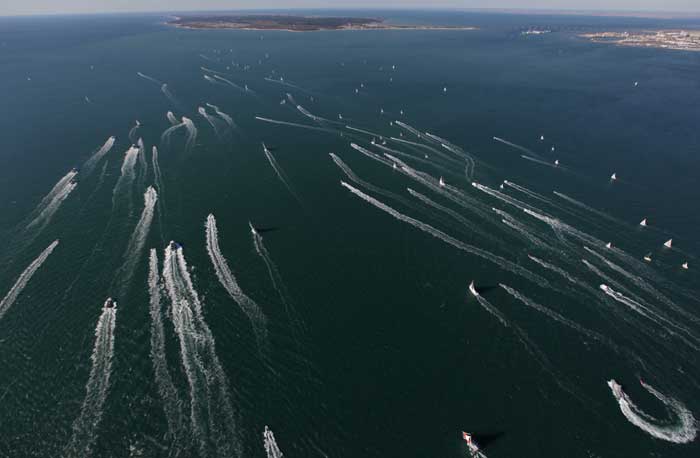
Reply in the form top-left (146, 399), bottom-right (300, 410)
top-left (2, 0), bottom-right (700, 16)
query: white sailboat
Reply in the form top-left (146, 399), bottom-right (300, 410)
top-left (468, 281), bottom-right (479, 297)
top-left (610, 172), bottom-right (617, 181)
top-left (439, 177), bottom-right (445, 187)
top-left (664, 239), bottom-right (673, 248)
top-left (639, 218), bottom-right (647, 227)
top-left (606, 242), bottom-right (613, 249)
top-left (682, 262), bottom-right (689, 270)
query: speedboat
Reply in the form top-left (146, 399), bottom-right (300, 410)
top-left (104, 297), bottom-right (116, 309)
top-left (462, 432), bottom-right (480, 455)
top-left (599, 284), bottom-right (611, 293)
top-left (468, 281), bottom-right (479, 297)
top-left (248, 222), bottom-right (258, 235)
top-left (169, 240), bottom-right (181, 250)
top-left (643, 253), bottom-right (652, 263)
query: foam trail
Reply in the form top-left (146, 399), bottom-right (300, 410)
top-left (161, 83), bottom-right (180, 107)
top-left (128, 121), bottom-right (140, 144)
top-left (163, 243), bottom-right (240, 457)
top-left (148, 250), bottom-right (186, 446)
top-left (424, 132), bottom-right (468, 159)
top-left (112, 146), bottom-right (139, 211)
top-left (330, 153), bottom-right (418, 211)
top-left (472, 182), bottom-right (547, 215)
top-left (407, 188), bottom-right (502, 247)
top-left (394, 120), bottom-right (423, 139)
top-left (341, 181), bottom-right (549, 287)
top-left (181, 117), bottom-right (197, 152)
top-left (255, 116), bottom-right (336, 134)
top-left (82, 136), bottom-right (116, 176)
top-left (598, 284), bottom-right (699, 349)
top-left (206, 103), bottom-right (237, 129)
top-left (27, 179), bottom-right (77, 232)
top-left (528, 255), bottom-right (586, 287)
top-left (583, 247), bottom-right (699, 324)
top-left (152, 147), bottom-right (164, 196)
top-left (116, 187), bottom-right (158, 295)
top-left (205, 214), bottom-right (269, 349)
top-left (374, 143), bottom-right (459, 180)
top-left (554, 191), bottom-right (626, 227)
top-left (0, 240), bottom-right (59, 321)
top-left (350, 142), bottom-right (393, 166)
top-left (390, 137), bottom-right (462, 167)
top-left (201, 66), bottom-right (229, 76)
top-left (137, 72), bottom-right (163, 85)
top-left (166, 111), bottom-right (179, 126)
top-left (203, 74), bottom-right (221, 86)
top-left (32, 169), bottom-right (78, 215)
top-left (64, 299), bottom-right (117, 458)
top-left (263, 76), bottom-right (310, 93)
top-left (198, 106), bottom-right (223, 138)
top-left (500, 283), bottom-right (613, 345)
top-left (504, 181), bottom-right (557, 207)
top-left (521, 155), bottom-right (560, 169)
top-left (136, 138), bottom-right (148, 188)
top-left (345, 125), bottom-right (385, 139)
top-left (607, 379), bottom-right (697, 443)
top-left (263, 426), bottom-right (284, 458)
top-left (493, 136), bottom-right (542, 159)
top-left (262, 143), bottom-right (303, 205)
top-left (161, 122), bottom-right (185, 146)
top-left (213, 74), bottom-right (244, 92)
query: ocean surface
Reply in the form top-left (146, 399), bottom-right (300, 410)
top-left (1, 9), bottom-right (700, 458)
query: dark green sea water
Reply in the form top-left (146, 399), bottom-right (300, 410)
top-left (1, 9), bottom-right (700, 458)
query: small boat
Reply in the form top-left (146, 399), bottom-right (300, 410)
top-left (540, 135), bottom-right (545, 141)
top-left (468, 281), bottom-right (479, 297)
top-left (499, 183), bottom-right (504, 190)
top-left (551, 146), bottom-right (555, 152)
top-left (639, 218), bottom-right (647, 227)
top-left (610, 172), bottom-right (617, 181)
top-left (606, 242), bottom-right (613, 249)
top-left (104, 297), bottom-right (116, 309)
top-left (169, 240), bottom-right (181, 250)
top-left (248, 222), bottom-right (257, 235)
top-left (682, 262), bottom-right (689, 270)
top-left (643, 253), bottom-right (652, 263)
top-left (392, 163), bottom-right (397, 170)
top-left (443, 87), bottom-right (447, 93)
top-left (554, 159), bottom-right (559, 166)
top-left (338, 114), bottom-right (343, 120)
top-left (664, 239), bottom-right (673, 248)
top-left (462, 432), bottom-right (480, 455)
top-left (439, 177), bottom-right (445, 187)
top-left (634, 81), bottom-right (639, 87)
top-left (599, 284), bottom-right (611, 293)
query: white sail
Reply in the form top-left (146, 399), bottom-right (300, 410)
top-left (664, 239), bottom-right (673, 248)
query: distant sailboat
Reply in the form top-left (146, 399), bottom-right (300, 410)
top-left (664, 239), bottom-right (673, 248)
top-left (499, 183), bottom-right (504, 190)
top-left (606, 242), bottom-right (613, 249)
top-left (439, 177), bottom-right (445, 187)
top-left (468, 281), bottom-right (479, 297)
top-left (643, 253), bottom-right (652, 263)
top-left (682, 262), bottom-right (689, 270)
top-left (540, 135), bottom-right (545, 141)
top-left (443, 86), bottom-right (447, 93)
top-left (610, 172), bottom-right (617, 181)
top-left (639, 218), bottom-right (647, 227)
top-left (554, 159), bottom-right (560, 166)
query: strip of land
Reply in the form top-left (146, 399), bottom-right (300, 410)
top-left (168, 15), bottom-right (476, 32)
top-left (581, 30), bottom-right (700, 51)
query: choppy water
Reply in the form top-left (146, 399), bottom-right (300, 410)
top-left (1, 9), bottom-right (699, 458)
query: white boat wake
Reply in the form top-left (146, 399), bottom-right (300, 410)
top-left (205, 214), bottom-right (269, 350)
top-left (116, 187), bottom-right (158, 295)
top-left (0, 240), bottom-right (59, 322)
top-left (111, 146), bottom-right (139, 214)
top-left (82, 136), bottom-right (116, 176)
top-left (263, 426), bottom-right (284, 458)
top-left (340, 181), bottom-right (548, 287)
top-left (64, 299), bottom-right (117, 458)
top-left (262, 143), bottom-right (303, 205)
top-left (181, 117), bottom-right (197, 152)
top-left (148, 250), bottom-right (186, 448)
top-left (607, 379), bottom-right (697, 443)
top-left (163, 243), bottom-right (240, 457)
top-left (27, 172), bottom-right (77, 232)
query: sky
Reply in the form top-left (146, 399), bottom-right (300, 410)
top-left (2, 0), bottom-right (700, 16)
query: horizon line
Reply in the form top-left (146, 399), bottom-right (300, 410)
top-left (2, 6), bottom-right (700, 19)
